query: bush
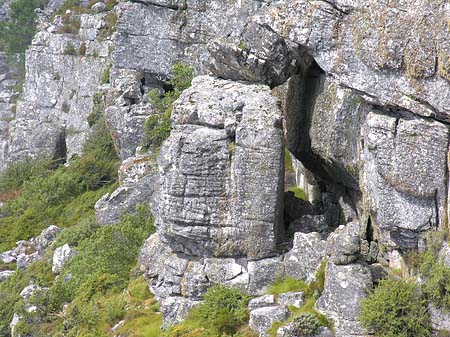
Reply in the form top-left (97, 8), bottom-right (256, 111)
top-left (291, 313), bottom-right (320, 336)
top-left (166, 285), bottom-right (250, 336)
top-left (143, 62), bottom-right (193, 149)
top-left (0, 0), bottom-right (43, 54)
top-left (420, 251), bottom-right (450, 310)
top-left (64, 43), bottom-right (78, 55)
top-left (0, 157), bottom-right (51, 193)
top-left (359, 278), bottom-right (431, 337)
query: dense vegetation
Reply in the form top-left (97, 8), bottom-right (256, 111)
top-left (360, 278), bottom-right (431, 337)
top-left (143, 62), bottom-right (194, 149)
top-left (165, 285), bottom-right (254, 337)
top-left (267, 262), bottom-right (330, 336)
top-left (0, 0), bottom-right (45, 54)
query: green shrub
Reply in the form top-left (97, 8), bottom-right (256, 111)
top-left (100, 65), bottom-right (110, 84)
top-left (291, 313), bottom-right (320, 336)
top-left (420, 251), bottom-right (450, 310)
top-left (64, 43), bottom-right (77, 55)
top-left (0, 0), bottom-right (43, 54)
top-left (359, 278), bottom-right (431, 337)
top-left (166, 285), bottom-right (250, 336)
top-left (0, 157), bottom-right (51, 193)
top-left (143, 62), bottom-right (193, 149)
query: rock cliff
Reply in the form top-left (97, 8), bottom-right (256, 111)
top-left (0, 0), bottom-right (449, 336)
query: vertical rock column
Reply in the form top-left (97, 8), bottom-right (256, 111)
top-left (157, 75), bottom-right (285, 260)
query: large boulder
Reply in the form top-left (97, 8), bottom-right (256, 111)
top-left (284, 232), bottom-right (326, 282)
top-left (249, 305), bottom-right (290, 337)
top-left (315, 262), bottom-right (372, 336)
top-left (157, 75), bottom-right (284, 259)
top-left (326, 222), bottom-right (361, 265)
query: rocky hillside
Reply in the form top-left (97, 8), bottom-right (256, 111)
top-left (1, 0), bottom-right (450, 336)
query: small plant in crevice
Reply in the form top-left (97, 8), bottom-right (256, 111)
top-left (290, 313), bottom-right (321, 336)
top-left (64, 43), bottom-right (77, 55)
top-left (143, 62), bottom-right (193, 149)
top-left (100, 64), bottom-right (111, 84)
top-left (267, 262), bottom-right (329, 337)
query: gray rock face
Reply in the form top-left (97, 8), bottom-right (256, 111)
top-left (95, 153), bottom-right (158, 225)
top-left (7, 12), bottom-right (113, 167)
top-left (248, 295), bottom-right (276, 311)
top-left (249, 305), bottom-right (290, 337)
top-left (362, 110), bottom-right (449, 248)
top-left (315, 262), bottom-right (372, 336)
top-left (254, 0), bottom-right (450, 122)
top-left (429, 304), bottom-right (450, 332)
top-left (278, 292), bottom-right (304, 308)
top-left (157, 75), bottom-right (284, 259)
top-left (52, 244), bottom-right (77, 274)
top-left (284, 232), bottom-right (326, 282)
top-left (326, 222), bottom-right (360, 265)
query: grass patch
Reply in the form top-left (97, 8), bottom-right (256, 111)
top-left (287, 187), bottom-right (308, 201)
top-left (267, 262), bottom-right (329, 337)
top-left (285, 149), bottom-right (294, 173)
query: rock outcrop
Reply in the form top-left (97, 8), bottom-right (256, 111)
top-left (1, 0), bottom-right (450, 336)
top-left (156, 75), bottom-right (284, 259)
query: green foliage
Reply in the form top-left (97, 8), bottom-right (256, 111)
top-left (267, 262), bottom-right (329, 337)
top-left (287, 187), bottom-right (308, 201)
top-left (100, 65), bottom-right (110, 84)
top-left (0, 157), bottom-right (51, 193)
top-left (166, 285), bottom-right (250, 336)
top-left (268, 277), bottom-right (309, 298)
top-left (97, 12), bottom-right (118, 40)
top-left (285, 149), bottom-right (294, 173)
top-left (143, 62), bottom-right (193, 149)
top-left (290, 313), bottom-right (320, 336)
top-left (0, 119), bottom-right (118, 251)
top-left (420, 251), bottom-right (450, 310)
top-left (359, 278), bottom-right (431, 337)
top-left (0, 0), bottom-right (43, 54)
top-left (64, 43), bottom-right (78, 55)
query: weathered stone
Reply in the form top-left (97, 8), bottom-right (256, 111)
top-left (249, 305), bottom-right (290, 337)
top-left (284, 232), bottom-right (326, 282)
top-left (248, 294), bottom-right (276, 311)
top-left (315, 262), bottom-right (372, 336)
top-left (52, 244), bottom-right (77, 274)
top-left (95, 154), bottom-right (158, 225)
top-left (278, 292), bottom-right (304, 308)
top-left (362, 111), bottom-right (448, 249)
top-left (248, 257), bottom-right (285, 295)
top-left (277, 325), bottom-right (334, 337)
top-left (157, 76), bottom-right (284, 260)
top-left (429, 304), bottom-right (450, 332)
top-left (160, 296), bottom-right (200, 330)
top-left (0, 270), bottom-right (15, 282)
top-left (326, 222), bottom-right (360, 265)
